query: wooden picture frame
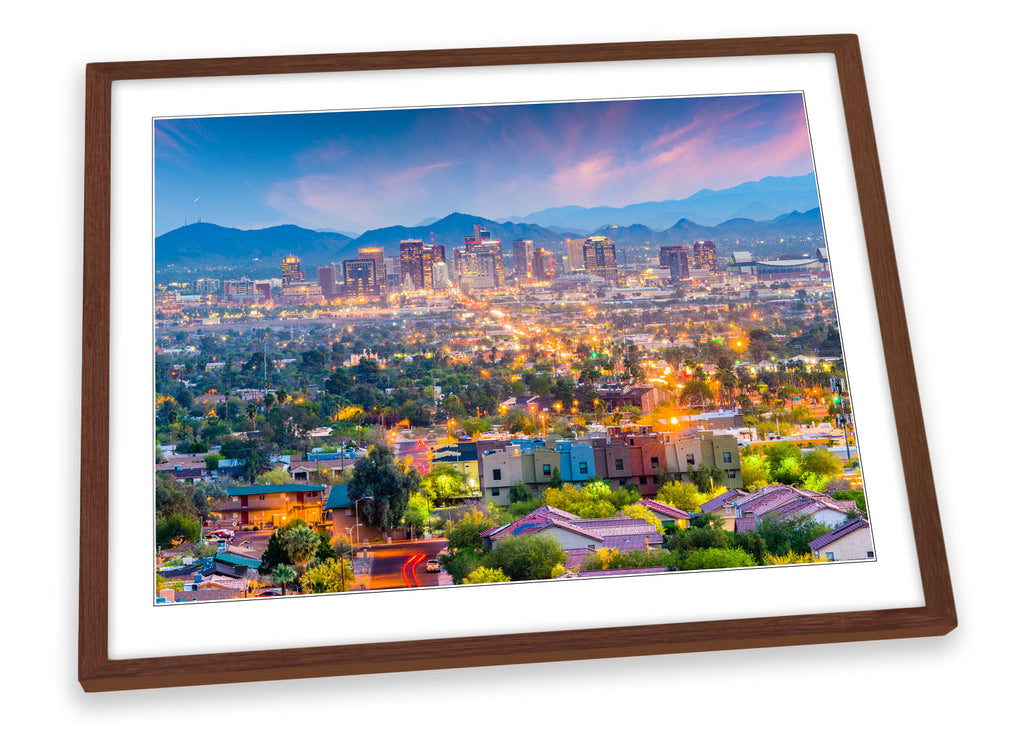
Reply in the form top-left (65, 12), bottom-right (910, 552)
top-left (80, 34), bottom-right (955, 692)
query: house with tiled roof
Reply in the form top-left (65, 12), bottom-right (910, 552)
top-left (481, 505), bottom-right (663, 570)
top-left (639, 498), bottom-right (692, 528)
top-left (809, 517), bottom-right (873, 561)
top-left (698, 488), bottom-right (749, 531)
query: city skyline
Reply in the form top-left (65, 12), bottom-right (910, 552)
top-left (155, 93), bottom-right (814, 237)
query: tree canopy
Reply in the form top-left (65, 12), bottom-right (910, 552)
top-left (347, 444), bottom-right (418, 530)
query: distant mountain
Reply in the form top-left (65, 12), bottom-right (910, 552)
top-left (346, 212), bottom-right (576, 255)
top-left (508, 173), bottom-right (820, 231)
top-left (154, 204), bottom-right (825, 276)
top-left (155, 223), bottom-right (353, 270)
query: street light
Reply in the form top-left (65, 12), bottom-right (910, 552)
top-left (353, 496), bottom-right (374, 547)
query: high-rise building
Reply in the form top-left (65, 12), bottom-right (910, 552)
top-left (462, 224), bottom-right (505, 287)
top-left (566, 238), bottom-right (587, 272)
top-left (317, 266), bottom-right (337, 301)
top-left (357, 247), bottom-right (386, 289)
top-left (194, 277), bottom-right (221, 294)
top-left (399, 239), bottom-right (444, 291)
top-left (659, 245), bottom-right (690, 284)
top-left (281, 255), bottom-right (303, 285)
top-left (342, 258), bottom-right (379, 299)
top-left (431, 260), bottom-right (451, 289)
top-left (692, 240), bottom-right (717, 271)
top-left (512, 239), bottom-right (534, 280)
top-left (454, 248), bottom-right (497, 290)
top-left (532, 248), bottom-right (554, 281)
top-left (582, 236), bottom-right (618, 284)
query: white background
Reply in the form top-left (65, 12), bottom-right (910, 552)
top-left (1, 1), bottom-right (1018, 734)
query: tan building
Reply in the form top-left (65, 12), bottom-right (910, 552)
top-left (663, 430), bottom-right (741, 486)
top-left (214, 483), bottom-right (326, 529)
top-left (809, 517), bottom-right (873, 561)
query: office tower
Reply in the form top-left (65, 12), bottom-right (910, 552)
top-left (399, 239), bottom-right (444, 290)
top-left (532, 247), bottom-right (554, 281)
top-left (566, 238), bottom-right (587, 271)
top-left (255, 282), bottom-right (272, 302)
top-left (582, 236), bottom-right (618, 284)
top-left (432, 260), bottom-right (451, 289)
top-left (512, 239), bottom-right (534, 280)
top-left (692, 240), bottom-right (717, 271)
top-left (342, 258), bottom-right (379, 299)
top-left (659, 245), bottom-right (690, 284)
top-left (194, 277), bottom-right (221, 294)
top-left (454, 247), bottom-right (497, 290)
top-left (357, 247), bottom-right (386, 281)
top-left (463, 225), bottom-right (505, 287)
top-left (317, 266), bottom-right (337, 301)
top-left (281, 255), bottom-right (303, 285)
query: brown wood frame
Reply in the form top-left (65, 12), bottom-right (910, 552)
top-left (80, 34), bottom-right (955, 692)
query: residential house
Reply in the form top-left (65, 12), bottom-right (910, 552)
top-left (663, 430), bottom-right (742, 487)
top-left (698, 488), bottom-right (750, 531)
top-left (809, 517), bottom-right (873, 561)
top-left (323, 484), bottom-right (387, 544)
top-left (481, 505), bottom-right (663, 570)
top-left (597, 385), bottom-right (672, 414)
top-left (639, 498), bottom-right (691, 529)
top-left (213, 483), bottom-right (326, 529)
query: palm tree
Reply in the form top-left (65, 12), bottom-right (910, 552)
top-left (269, 563), bottom-right (296, 596)
top-left (280, 524), bottom-right (320, 587)
top-left (246, 403), bottom-right (259, 431)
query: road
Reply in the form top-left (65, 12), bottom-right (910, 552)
top-left (367, 539), bottom-right (448, 590)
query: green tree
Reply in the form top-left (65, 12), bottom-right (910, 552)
top-left (656, 480), bottom-right (704, 512)
top-left (300, 558), bottom-right (354, 593)
top-left (255, 468), bottom-right (293, 486)
top-left (801, 448), bottom-right (844, 477)
top-left (280, 522), bottom-right (320, 580)
top-left (440, 551), bottom-right (485, 583)
top-left (242, 443), bottom-right (273, 483)
top-left (259, 531), bottom-right (291, 574)
top-left (483, 534), bottom-right (566, 581)
top-left (446, 508), bottom-right (498, 552)
top-left (740, 452), bottom-right (770, 490)
top-left (269, 563), bottom-right (297, 595)
top-left (404, 493), bottom-right (432, 537)
top-left (156, 513), bottom-right (200, 547)
top-left (509, 480), bottom-right (535, 504)
top-left (691, 464), bottom-right (727, 494)
top-left (680, 547), bottom-right (756, 570)
top-left (421, 465), bottom-right (469, 504)
top-left (203, 452), bottom-right (225, 472)
top-left (618, 502), bottom-right (664, 533)
top-left (347, 444), bottom-right (418, 531)
top-left (462, 567), bottom-right (512, 585)
top-left (757, 514), bottom-right (832, 556)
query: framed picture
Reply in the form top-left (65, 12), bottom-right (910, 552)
top-left (80, 34), bottom-right (955, 692)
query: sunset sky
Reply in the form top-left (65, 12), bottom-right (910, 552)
top-left (154, 93), bottom-right (813, 236)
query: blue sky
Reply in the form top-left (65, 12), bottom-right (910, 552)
top-left (154, 93), bottom-right (813, 236)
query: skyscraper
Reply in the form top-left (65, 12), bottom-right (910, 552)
top-left (566, 238), bottom-right (587, 272)
top-left (342, 258), bottom-right (379, 299)
top-left (532, 247), bottom-right (554, 281)
top-left (463, 224), bottom-right (505, 288)
top-left (281, 255), bottom-right (303, 285)
top-left (692, 240), bottom-right (717, 271)
top-left (357, 247), bottom-right (386, 283)
top-left (399, 239), bottom-right (444, 290)
top-left (317, 266), bottom-right (337, 301)
top-left (582, 236), bottom-right (618, 284)
top-left (659, 245), bottom-right (690, 284)
top-left (512, 239), bottom-right (534, 280)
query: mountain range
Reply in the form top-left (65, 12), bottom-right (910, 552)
top-left (155, 174), bottom-right (825, 274)
top-left (507, 173), bottom-right (820, 232)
